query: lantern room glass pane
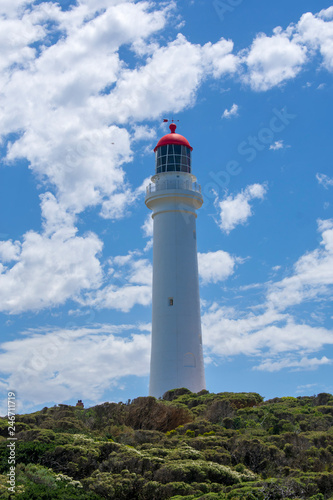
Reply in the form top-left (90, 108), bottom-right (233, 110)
top-left (155, 144), bottom-right (191, 174)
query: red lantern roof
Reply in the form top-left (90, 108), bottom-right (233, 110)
top-left (154, 123), bottom-right (193, 152)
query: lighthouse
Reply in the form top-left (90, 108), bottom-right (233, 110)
top-left (146, 122), bottom-right (206, 398)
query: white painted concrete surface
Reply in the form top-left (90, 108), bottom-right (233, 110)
top-left (146, 171), bottom-right (206, 398)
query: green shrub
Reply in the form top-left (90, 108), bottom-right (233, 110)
top-left (15, 481), bottom-right (101, 499)
top-left (0, 441), bottom-right (58, 472)
top-left (2, 391), bottom-right (333, 500)
top-left (154, 460), bottom-right (256, 485)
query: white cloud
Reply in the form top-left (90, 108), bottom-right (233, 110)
top-left (198, 250), bottom-right (242, 284)
top-left (82, 252), bottom-right (152, 312)
top-left (241, 7), bottom-right (333, 92)
top-left (0, 3), bottom-right (332, 229)
top-left (202, 303), bottom-right (333, 370)
top-left (90, 34), bottom-right (238, 124)
top-left (269, 140), bottom-right (285, 150)
top-left (141, 213), bottom-right (153, 251)
top-left (0, 189), bottom-right (155, 315)
top-left (296, 8), bottom-right (333, 71)
top-left (202, 38), bottom-right (240, 78)
top-left (201, 219), bottom-right (333, 372)
top-left (202, 306), bottom-right (288, 357)
top-left (83, 284), bottom-right (152, 313)
top-left (316, 173), bottom-right (333, 189)
top-left (240, 9), bottom-right (333, 91)
top-left (40, 192), bottom-right (76, 237)
top-left (0, 190), bottom-right (105, 313)
top-left (222, 103), bottom-right (239, 119)
top-left (317, 219), bottom-right (333, 232)
top-left (215, 183), bottom-right (267, 234)
top-left (0, 240), bottom-right (21, 263)
top-left (255, 356), bottom-right (332, 372)
top-left (0, 1), bottom-right (171, 219)
top-left (0, 324), bottom-right (151, 414)
top-left (99, 176), bottom-right (150, 220)
top-left (0, 228), bottom-right (103, 314)
top-left (0, 192), bottom-right (105, 314)
top-left (132, 125), bottom-right (157, 142)
top-left (1, 3), bottom-right (333, 320)
top-left (266, 219), bottom-right (333, 311)
top-left (318, 6), bottom-right (333, 20)
top-left (296, 383), bottom-right (319, 394)
top-left (243, 30), bottom-right (307, 91)
top-left (141, 214), bottom-right (153, 239)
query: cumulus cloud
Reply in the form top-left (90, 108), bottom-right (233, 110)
top-left (1, 2), bottom-right (332, 227)
top-left (202, 303), bottom-right (333, 373)
top-left (203, 307), bottom-right (333, 359)
top-left (0, 228), bottom-right (103, 315)
top-left (85, 284), bottom-right (152, 312)
top-left (141, 214), bottom-right (153, 251)
top-left (243, 30), bottom-right (307, 91)
top-left (202, 38), bottom-right (240, 77)
top-left (202, 219), bottom-right (333, 372)
top-left (99, 178), bottom-right (150, 220)
top-left (90, 34), bottom-right (238, 124)
top-left (266, 219), bottom-right (333, 311)
top-left (0, 240), bottom-right (21, 263)
top-left (132, 125), bottom-right (157, 142)
top-left (198, 250), bottom-right (242, 284)
top-left (296, 8), bottom-right (333, 71)
top-left (141, 214), bottom-right (153, 239)
top-left (221, 103), bottom-right (239, 119)
top-left (269, 140), bottom-right (285, 150)
top-left (1, 1), bottom-right (333, 412)
top-left (241, 7), bottom-right (333, 91)
top-left (0, 323), bottom-right (151, 414)
top-left (0, 1), bottom-right (171, 218)
top-left (1, 2), bottom-right (333, 321)
top-left (215, 183), bottom-right (267, 234)
top-left (0, 192), bottom-right (104, 314)
top-left (82, 252), bottom-right (152, 312)
top-left (0, 191), bottom-right (154, 314)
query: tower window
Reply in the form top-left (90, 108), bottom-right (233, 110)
top-left (184, 352), bottom-right (196, 367)
top-left (168, 297), bottom-right (174, 306)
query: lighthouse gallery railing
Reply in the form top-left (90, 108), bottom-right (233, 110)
top-left (146, 179), bottom-right (201, 195)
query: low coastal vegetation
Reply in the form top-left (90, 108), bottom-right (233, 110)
top-left (0, 389), bottom-right (332, 499)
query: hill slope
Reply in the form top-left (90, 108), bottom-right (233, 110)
top-left (0, 390), bottom-right (333, 499)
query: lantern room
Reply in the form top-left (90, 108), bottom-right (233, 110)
top-left (154, 123), bottom-right (193, 175)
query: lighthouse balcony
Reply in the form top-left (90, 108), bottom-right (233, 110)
top-left (146, 179), bottom-right (201, 196)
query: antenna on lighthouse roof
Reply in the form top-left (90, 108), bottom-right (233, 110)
top-left (163, 118), bottom-right (179, 133)
top-left (162, 118), bottom-right (179, 123)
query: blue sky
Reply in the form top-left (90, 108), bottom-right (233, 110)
top-left (0, 0), bottom-right (333, 415)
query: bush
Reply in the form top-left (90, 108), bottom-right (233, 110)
top-left (2, 391), bottom-right (332, 500)
top-left (15, 481), bottom-right (101, 499)
top-left (0, 441), bottom-right (58, 472)
top-left (125, 397), bottom-right (193, 432)
top-left (154, 460), bottom-right (256, 485)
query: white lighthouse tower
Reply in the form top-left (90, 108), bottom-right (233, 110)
top-left (146, 122), bottom-right (205, 398)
